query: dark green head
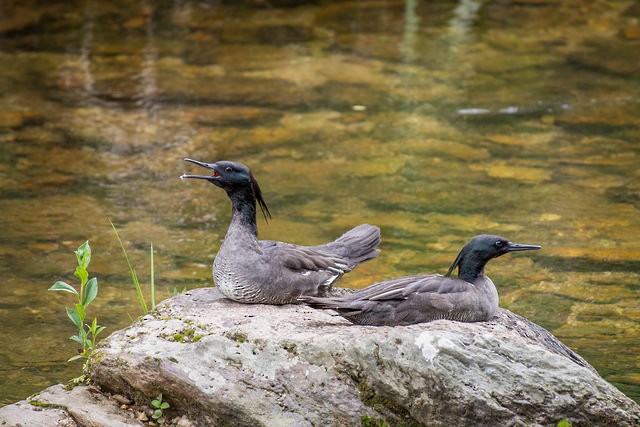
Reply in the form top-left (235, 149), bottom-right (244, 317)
top-left (445, 234), bottom-right (541, 280)
top-left (181, 158), bottom-right (271, 222)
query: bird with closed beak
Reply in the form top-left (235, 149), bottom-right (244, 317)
top-left (299, 234), bottom-right (540, 326)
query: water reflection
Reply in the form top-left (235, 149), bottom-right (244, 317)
top-left (447, 0), bottom-right (481, 47)
top-left (400, 0), bottom-right (420, 62)
top-left (136, 2), bottom-right (159, 113)
top-left (81, 7), bottom-right (95, 96)
top-left (0, 0), bottom-right (638, 406)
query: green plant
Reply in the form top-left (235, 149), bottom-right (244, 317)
top-left (150, 243), bottom-right (155, 310)
top-left (109, 219), bottom-right (155, 315)
top-left (361, 416), bottom-right (388, 427)
top-left (172, 286), bottom-right (187, 297)
top-left (49, 241), bottom-right (106, 362)
top-left (151, 393), bottom-right (170, 424)
top-left (557, 420), bottom-right (572, 427)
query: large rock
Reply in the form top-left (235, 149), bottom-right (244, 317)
top-left (79, 287), bottom-right (638, 427)
top-left (0, 383), bottom-right (144, 427)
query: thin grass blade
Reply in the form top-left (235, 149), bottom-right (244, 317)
top-left (150, 243), bottom-right (155, 310)
top-left (109, 219), bottom-right (148, 314)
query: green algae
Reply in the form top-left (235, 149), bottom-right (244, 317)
top-left (225, 331), bottom-right (248, 344)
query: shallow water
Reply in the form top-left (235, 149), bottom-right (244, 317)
top-left (0, 0), bottom-right (639, 405)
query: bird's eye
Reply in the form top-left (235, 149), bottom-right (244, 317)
top-left (495, 240), bottom-right (504, 247)
top-left (225, 167), bottom-right (233, 173)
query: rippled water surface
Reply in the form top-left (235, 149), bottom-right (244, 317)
top-left (1, 0), bottom-right (639, 405)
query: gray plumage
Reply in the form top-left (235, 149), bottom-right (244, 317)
top-left (299, 234), bottom-right (540, 326)
top-left (181, 158), bottom-right (381, 304)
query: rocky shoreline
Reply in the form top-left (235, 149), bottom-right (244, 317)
top-left (1, 287), bottom-right (639, 426)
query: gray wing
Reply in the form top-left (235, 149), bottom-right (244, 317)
top-left (301, 274), bottom-right (474, 325)
top-left (258, 223), bottom-right (380, 278)
top-left (252, 240), bottom-right (351, 301)
top-left (305, 224), bottom-right (381, 269)
top-left (260, 240), bottom-right (350, 273)
top-left (341, 274), bottom-right (470, 301)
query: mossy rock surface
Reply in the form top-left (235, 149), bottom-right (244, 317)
top-left (78, 288), bottom-right (638, 426)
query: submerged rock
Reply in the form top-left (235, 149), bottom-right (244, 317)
top-left (85, 288), bottom-right (637, 426)
top-left (1, 287), bottom-right (638, 426)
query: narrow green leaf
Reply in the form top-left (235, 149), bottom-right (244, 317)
top-left (66, 307), bottom-right (82, 329)
top-left (75, 241), bottom-right (91, 269)
top-left (83, 277), bottom-right (98, 307)
top-left (110, 219), bottom-right (148, 314)
top-left (49, 281), bottom-right (79, 295)
top-left (70, 335), bottom-right (83, 344)
top-left (74, 266), bottom-right (89, 286)
top-left (68, 354), bottom-right (85, 362)
top-left (150, 243), bottom-right (155, 311)
top-left (95, 326), bottom-right (106, 336)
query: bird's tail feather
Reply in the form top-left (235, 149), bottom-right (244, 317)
top-left (328, 224), bottom-right (381, 269)
top-left (298, 295), bottom-right (343, 310)
top-left (299, 295), bottom-right (363, 320)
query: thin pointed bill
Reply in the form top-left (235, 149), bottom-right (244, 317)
top-left (181, 158), bottom-right (220, 181)
top-left (506, 242), bottom-right (541, 252)
top-left (184, 158), bottom-right (214, 169)
top-left (180, 173), bottom-right (213, 180)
